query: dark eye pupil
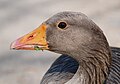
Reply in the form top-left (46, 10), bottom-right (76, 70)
top-left (58, 22), bottom-right (67, 29)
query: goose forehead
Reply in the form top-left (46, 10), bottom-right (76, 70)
top-left (45, 11), bottom-right (88, 25)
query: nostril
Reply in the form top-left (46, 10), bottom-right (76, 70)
top-left (28, 35), bottom-right (34, 40)
top-left (30, 35), bottom-right (33, 37)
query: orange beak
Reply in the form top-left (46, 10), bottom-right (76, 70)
top-left (10, 24), bottom-right (49, 50)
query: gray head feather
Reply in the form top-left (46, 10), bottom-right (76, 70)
top-left (44, 11), bottom-right (111, 84)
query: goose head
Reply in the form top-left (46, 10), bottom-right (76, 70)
top-left (11, 11), bottom-right (111, 83)
top-left (11, 11), bottom-right (110, 62)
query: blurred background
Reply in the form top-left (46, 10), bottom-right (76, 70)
top-left (0, 0), bottom-right (120, 84)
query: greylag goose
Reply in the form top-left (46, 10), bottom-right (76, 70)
top-left (11, 12), bottom-right (120, 84)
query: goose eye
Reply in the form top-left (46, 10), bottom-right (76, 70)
top-left (58, 22), bottom-right (67, 29)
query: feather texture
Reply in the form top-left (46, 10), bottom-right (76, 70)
top-left (40, 47), bottom-right (120, 84)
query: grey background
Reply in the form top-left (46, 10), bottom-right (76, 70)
top-left (0, 0), bottom-right (120, 84)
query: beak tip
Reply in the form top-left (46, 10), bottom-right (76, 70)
top-left (10, 39), bottom-right (21, 50)
top-left (10, 41), bottom-right (16, 50)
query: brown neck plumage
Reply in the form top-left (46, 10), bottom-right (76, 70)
top-left (72, 47), bottom-right (111, 84)
top-left (72, 31), bottom-right (112, 84)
